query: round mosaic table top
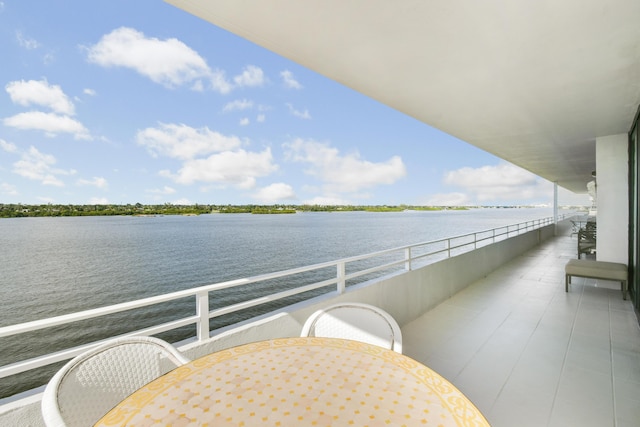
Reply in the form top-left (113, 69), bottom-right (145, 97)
top-left (94, 337), bottom-right (490, 427)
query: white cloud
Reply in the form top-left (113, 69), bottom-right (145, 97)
top-left (160, 148), bottom-right (277, 188)
top-left (422, 192), bottom-right (471, 206)
top-left (3, 111), bottom-right (90, 140)
top-left (191, 80), bottom-right (204, 92)
top-left (302, 195), bottom-right (351, 206)
top-left (136, 123), bottom-right (243, 160)
top-left (239, 117), bottom-right (250, 126)
top-left (252, 183), bottom-right (296, 203)
top-left (223, 99), bottom-right (253, 112)
top-left (139, 123), bottom-right (278, 190)
top-left (148, 186), bottom-right (176, 195)
top-left (77, 176), bottom-right (108, 189)
top-left (12, 146), bottom-right (75, 186)
top-left (3, 80), bottom-right (91, 139)
top-left (6, 79), bottom-right (75, 115)
top-left (280, 70), bottom-right (302, 89)
top-left (89, 197), bottom-right (109, 205)
top-left (256, 114), bottom-right (266, 123)
top-left (0, 139), bottom-right (18, 153)
top-left (286, 103), bottom-right (311, 120)
top-left (43, 52), bottom-right (55, 65)
top-left (172, 198), bottom-right (192, 205)
top-left (83, 88), bottom-right (96, 96)
top-left (209, 72), bottom-right (234, 94)
top-left (442, 162), bottom-right (552, 203)
top-left (146, 186), bottom-right (176, 201)
top-left (16, 31), bottom-right (40, 50)
top-left (86, 27), bottom-right (232, 93)
top-left (1, 182), bottom-right (18, 196)
top-left (233, 65), bottom-right (265, 87)
top-left (284, 139), bottom-right (406, 193)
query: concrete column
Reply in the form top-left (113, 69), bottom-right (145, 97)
top-left (596, 134), bottom-right (629, 263)
top-left (553, 182), bottom-right (558, 235)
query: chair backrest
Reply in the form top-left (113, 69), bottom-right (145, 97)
top-left (578, 228), bottom-right (597, 258)
top-left (300, 303), bottom-right (403, 353)
top-left (41, 336), bottom-right (190, 427)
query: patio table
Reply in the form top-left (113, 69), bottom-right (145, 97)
top-left (94, 337), bottom-right (490, 426)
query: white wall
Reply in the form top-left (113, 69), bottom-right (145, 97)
top-left (596, 134), bottom-right (629, 263)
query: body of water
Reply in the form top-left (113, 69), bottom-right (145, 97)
top-left (0, 207), bottom-right (558, 398)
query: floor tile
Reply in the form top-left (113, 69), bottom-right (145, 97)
top-left (401, 233), bottom-right (640, 427)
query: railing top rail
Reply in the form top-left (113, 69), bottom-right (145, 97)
top-left (364, 215), bottom-right (555, 255)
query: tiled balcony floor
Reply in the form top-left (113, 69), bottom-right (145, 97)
top-left (402, 234), bottom-right (640, 427)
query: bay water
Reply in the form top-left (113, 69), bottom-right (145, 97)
top-left (0, 207), bottom-right (556, 398)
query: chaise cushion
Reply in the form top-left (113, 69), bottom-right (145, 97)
top-left (565, 259), bottom-right (628, 300)
top-left (565, 259), bottom-right (627, 281)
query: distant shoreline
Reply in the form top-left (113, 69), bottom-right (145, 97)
top-left (0, 204), bottom-right (580, 219)
top-left (1, 204), bottom-right (468, 218)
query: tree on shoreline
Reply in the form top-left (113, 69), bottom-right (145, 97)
top-left (0, 203), bottom-right (476, 218)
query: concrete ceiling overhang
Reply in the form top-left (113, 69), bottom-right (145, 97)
top-left (166, 0), bottom-right (640, 193)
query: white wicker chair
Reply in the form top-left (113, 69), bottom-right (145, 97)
top-left (41, 336), bottom-right (190, 427)
top-left (301, 303), bottom-right (403, 353)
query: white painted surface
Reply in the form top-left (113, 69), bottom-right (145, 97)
top-left (596, 134), bottom-right (629, 263)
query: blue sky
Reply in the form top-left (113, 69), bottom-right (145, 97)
top-left (0, 1), bottom-right (590, 206)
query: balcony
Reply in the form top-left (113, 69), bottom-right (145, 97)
top-left (402, 233), bottom-right (640, 427)
top-left (1, 221), bottom-right (638, 426)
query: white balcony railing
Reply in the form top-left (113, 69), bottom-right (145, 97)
top-left (0, 216), bottom-right (560, 383)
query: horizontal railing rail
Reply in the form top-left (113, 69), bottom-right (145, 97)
top-left (0, 214), bottom-right (569, 382)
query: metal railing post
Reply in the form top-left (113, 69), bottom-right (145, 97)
top-left (404, 247), bottom-right (412, 271)
top-left (337, 262), bottom-right (346, 293)
top-left (196, 291), bottom-right (210, 341)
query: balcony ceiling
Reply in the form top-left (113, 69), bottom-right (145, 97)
top-left (166, 0), bottom-right (640, 193)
